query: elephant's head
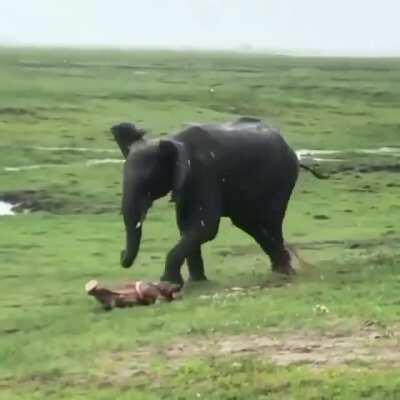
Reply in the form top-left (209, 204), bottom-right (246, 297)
top-left (111, 122), bottom-right (191, 268)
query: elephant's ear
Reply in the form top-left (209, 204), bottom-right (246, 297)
top-left (159, 140), bottom-right (191, 202)
top-left (111, 122), bottom-right (146, 159)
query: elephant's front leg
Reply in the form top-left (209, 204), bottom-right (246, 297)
top-left (165, 189), bottom-right (221, 286)
top-left (160, 236), bottom-right (195, 287)
top-left (161, 223), bottom-right (219, 286)
top-left (187, 247), bottom-right (208, 282)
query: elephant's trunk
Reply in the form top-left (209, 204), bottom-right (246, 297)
top-left (120, 179), bottom-right (146, 268)
top-left (120, 222), bottom-right (142, 268)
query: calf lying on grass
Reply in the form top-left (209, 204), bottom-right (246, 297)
top-left (85, 280), bottom-right (182, 310)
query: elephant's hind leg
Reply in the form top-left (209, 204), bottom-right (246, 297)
top-left (259, 224), bottom-right (294, 275)
top-left (232, 218), bottom-right (294, 275)
top-left (259, 194), bottom-right (295, 275)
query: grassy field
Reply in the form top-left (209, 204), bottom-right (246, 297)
top-left (1, 47), bottom-right (400, 399)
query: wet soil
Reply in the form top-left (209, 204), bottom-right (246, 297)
top-left (0, 190), bottom-right (64, 213)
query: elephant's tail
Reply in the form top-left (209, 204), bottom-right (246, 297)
top-left (299, 163), bottom-right (329, 179)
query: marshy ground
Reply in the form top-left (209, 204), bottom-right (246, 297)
top-left (1, 48), bottom-right (400, 399)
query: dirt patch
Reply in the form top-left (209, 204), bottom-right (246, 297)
top-left (165, 331), bottom-right (400, 367)
top-left (104, 326), bottom-right (400, 377)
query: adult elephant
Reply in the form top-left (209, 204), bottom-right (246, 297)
top-left (111, 117), bottom-right (323, 286)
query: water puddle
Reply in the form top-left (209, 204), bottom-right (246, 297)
top-left (357, 147), bottom-right (400, 155)
top-left (4, 159), bottom-right (124, 172)
top-left (86, 159), bottom-right (124, 166)
top-left (0, 201), bottom-right (16, 216)
top-left (33, 146), bottom-right (118, 153)
top-left (4, 165), bottom-right (48, 172)
top-left (296, 147), bottom-right (400, 162)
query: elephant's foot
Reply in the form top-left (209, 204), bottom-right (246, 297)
top-left (120, 250), bottom-right (133, 269)
top-left (272, 263), bottom-right (296, 275)
top-left (160, 272), bottom-right (184, 288)
top-left (270, 247), bottom-right (296, 275)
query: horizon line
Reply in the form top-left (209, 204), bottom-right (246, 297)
top-left (1, 42), bottom-right (400, 59)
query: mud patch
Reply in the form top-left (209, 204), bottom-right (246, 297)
top-left (0, 190), bottom-right (62, 213)
top-left (0, 191), bottom-right (39, 213)
top-left (334, 163), bottom-right (400, 174)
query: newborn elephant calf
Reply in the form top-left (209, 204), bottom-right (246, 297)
top-left (85, 280), bottom-right (181, 310)
top-left (111, 117), bottom-right (324, 286)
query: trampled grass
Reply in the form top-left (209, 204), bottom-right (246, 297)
top-left (0, 47), bottom-right (399, 399)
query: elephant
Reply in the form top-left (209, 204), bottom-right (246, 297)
top-left (111, 117), bottom-right (324, 286)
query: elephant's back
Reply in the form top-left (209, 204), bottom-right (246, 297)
top-left (174, 121), bottom-right (297, 173)
top-left (173, 119), bottom-right (299, 217)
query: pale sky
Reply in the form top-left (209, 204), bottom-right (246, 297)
top-left (0, 0), bottom-right (399, 56)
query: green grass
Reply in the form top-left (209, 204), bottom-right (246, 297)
top-left (1, 47), bottom-right (400, 399)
